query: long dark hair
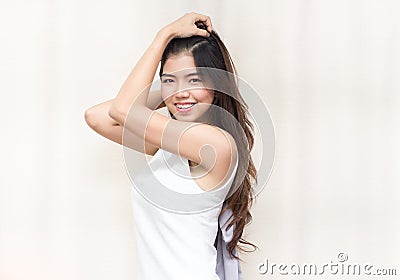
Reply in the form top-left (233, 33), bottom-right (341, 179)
top-left (159, 22), bottom-right (258, 261)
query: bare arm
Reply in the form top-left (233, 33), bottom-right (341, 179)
top-left (84, 90), bottom-right (165, 155)
top-left (108, 13), bottom-right (237, 189)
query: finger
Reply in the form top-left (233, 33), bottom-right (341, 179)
top-left (193, 14), bottom-right (212, 33)
top-left (194, 26), bottom-right (210, 37)
top-left (194, 21), bottom-right (211, 37)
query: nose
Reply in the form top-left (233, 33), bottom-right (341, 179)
top-left (174, 88), bottom-right (190, 99)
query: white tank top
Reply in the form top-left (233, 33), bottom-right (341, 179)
top-left (130, 148), bottom-right (239, 280)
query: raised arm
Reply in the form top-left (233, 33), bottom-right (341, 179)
top-left (108, 13), bottom-right (237, 188)
top-left (84, 90), bottom-right (165, 155)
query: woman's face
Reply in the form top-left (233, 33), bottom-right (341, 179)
top-left (160, 53), bottom-right (214, 122)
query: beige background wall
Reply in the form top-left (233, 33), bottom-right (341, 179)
top-left (1, 0), bottom-right (399, 279)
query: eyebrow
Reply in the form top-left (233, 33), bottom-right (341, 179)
top-left (160, 72), bottom-right (199, 78)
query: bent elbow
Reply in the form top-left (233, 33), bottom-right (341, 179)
top-left (84, 108), bottom-right (97, 128)
top-left (108, 105), bottom-right (126, 125)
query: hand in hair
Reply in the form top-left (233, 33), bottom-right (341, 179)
top-left (163, 12), bottom-right (212, 39)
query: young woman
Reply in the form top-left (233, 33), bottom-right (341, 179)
top-left (85, 12), bottom-right (258, 280)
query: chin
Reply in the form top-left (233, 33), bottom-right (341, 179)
top-left (173, 114), bottom-right (198, 122)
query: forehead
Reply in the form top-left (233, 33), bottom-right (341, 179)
top-left (162, 54), bottom-right (197, 76)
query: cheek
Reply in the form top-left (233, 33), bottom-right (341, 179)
top-left (161, 87), bottom-right (173, 102)
top-left (193, 89), bottom-right (214, 103)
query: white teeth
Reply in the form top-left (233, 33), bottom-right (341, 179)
top-left (176, 103), bottom-right (194, 109)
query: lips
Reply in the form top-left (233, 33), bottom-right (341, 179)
top-left (175, 102), bottom-right (196, 112)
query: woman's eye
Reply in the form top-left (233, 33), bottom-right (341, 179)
top-left (190, 78), bottom-right (201, 83)
top-left (162, 79), bottom-right (174, 83)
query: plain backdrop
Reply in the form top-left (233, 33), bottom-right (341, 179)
top-left (1, 0), bottom-right (399, 279)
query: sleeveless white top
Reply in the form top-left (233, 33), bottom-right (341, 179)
top-left (130, 148), bottom-right (238, 280)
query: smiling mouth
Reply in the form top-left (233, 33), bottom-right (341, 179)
top-left (175, 102), bottom-right (196, 112)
